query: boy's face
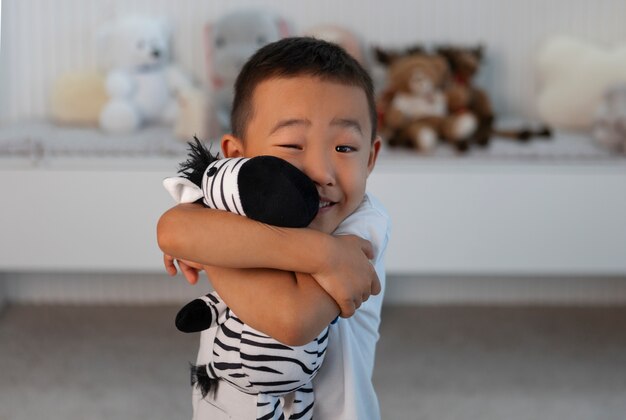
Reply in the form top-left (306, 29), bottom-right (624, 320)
top-left (222, 75), bottom-right (381, 234)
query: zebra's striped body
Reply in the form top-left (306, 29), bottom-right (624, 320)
top-left (166, 142), bottom-right (328, 419)
top-left (192, 292), bottom-right (333, 420)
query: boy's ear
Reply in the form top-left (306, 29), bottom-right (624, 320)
top-left (221, 134), bottom-right (244, 158)
top-left (367, 136), bottom-right (382, 176)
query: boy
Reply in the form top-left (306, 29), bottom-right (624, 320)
top-left (158, 37), bottom-right (391, 419)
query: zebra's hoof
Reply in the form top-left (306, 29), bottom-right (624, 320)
top-left (175, 299), bottom-right (214, 333)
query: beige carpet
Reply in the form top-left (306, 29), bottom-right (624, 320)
top-left (1, 304), bottom-right (626, 420)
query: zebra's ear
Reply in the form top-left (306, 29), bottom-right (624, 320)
top-left (163, 177), bottom-right (204, 203)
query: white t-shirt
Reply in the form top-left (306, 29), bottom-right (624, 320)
top-left (192, 192), bottom-right (391, 420)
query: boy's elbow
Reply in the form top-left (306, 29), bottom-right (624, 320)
top-left (275, 325), bottom-right (312, 347)
top-left (274, 311), bottom-right (322, 347)
top-left (156, 211), bottom-right (180, 255)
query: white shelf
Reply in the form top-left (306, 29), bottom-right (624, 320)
top-left (2, 120), bottom-right (624, 167)
top-left (1, 121), bottom-right (625, 275)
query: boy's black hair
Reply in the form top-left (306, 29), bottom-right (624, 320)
top-left (231, 36), bottom-right (377, 142)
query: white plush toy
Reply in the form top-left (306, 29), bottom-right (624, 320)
top-left (204, 10), bottom-right (291, 136)
top-left (536, 36), bottom-right (626, 131)
top-left (592, 84), bottom-right (626, 154)
top-left (98, 16), bottom-right (192, 134)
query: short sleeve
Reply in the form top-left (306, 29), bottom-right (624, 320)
top-left (331, 193), bottom-right (391, 264)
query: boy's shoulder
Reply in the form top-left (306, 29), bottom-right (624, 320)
top-left (333, 193), bottom-right (391, 260)
top-left (341, 193), bottom-right (390, 227)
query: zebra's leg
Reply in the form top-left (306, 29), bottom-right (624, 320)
top-left (175, 291), bottom-right (228, 333)
top-left (256, 393), bottom-right (285, 420)
top-left (288, 386), bottom-right (314, 420)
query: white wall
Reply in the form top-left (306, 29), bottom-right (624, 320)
top-left (1, 1), bottom-right (626, 306)
top-left (2, 0), bottom-right (626, 124)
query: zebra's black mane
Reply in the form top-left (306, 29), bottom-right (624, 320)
top-left (178, 136), bottom-right (221, 187)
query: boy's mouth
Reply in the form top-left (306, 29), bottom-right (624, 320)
top-left (318, 200), bottom-right (336, 210)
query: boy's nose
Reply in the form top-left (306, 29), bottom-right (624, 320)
top-left (303, 153), bottom-right (335, 187)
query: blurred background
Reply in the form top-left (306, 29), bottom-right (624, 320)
top-left (1, 1), bottom-right (625, 419)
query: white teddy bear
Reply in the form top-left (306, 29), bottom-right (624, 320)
top-left (98, 16), bottom-right (192, 134)
top-left (536, 36), bottom-right (626, 131)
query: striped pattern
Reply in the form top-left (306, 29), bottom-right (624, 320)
top-left (194, 292), bottom-right (331, 420)
top-left (180, 154), bottom-right (329, 417)
top-left (201, 157), bottom-right (248, 216)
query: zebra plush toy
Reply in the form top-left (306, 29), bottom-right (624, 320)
top-left (163, 138), bottom-right (332, 420)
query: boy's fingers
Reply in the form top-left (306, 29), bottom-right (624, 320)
top-left (178, 260), bottom-right (199, 285)
top-left (183, 269), bottom-right (198, 285)
top-left (371, 272), bottom-right (382, 296)
top-left (163, 254), bottom-right (177, 276)
top-left (360, 239), bottom-right (374, 260)
top-left (340, 301), bottom-right (357, 318)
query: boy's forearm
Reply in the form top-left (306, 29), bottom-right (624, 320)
top-left (157, 203), bottom-right (329, 274)
top-left (204, 265), bottom-right (339, 346)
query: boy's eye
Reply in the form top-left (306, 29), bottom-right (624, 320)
top-left (279, 144), bottom-right (303, 150)
top-left (335, 145), bottom-right (357, 153)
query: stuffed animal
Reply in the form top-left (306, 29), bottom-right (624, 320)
top-left (536, 36), bottom-right (626, 131)
top-left (174, 87), bottom-right (211, 141)
top-left (305, 25), bottom-right (391, 96)
top-left (304, 25), bottom-right (370, 69)
top-left (435, 45), bottom-right (493, 146)
top-left (376, 49), bottom-right (477, 153)
top-left (437, 45), bottom-right (551, 145)
top-left (50, 71), bottom-right (108, 126)
top-left (163, 139), bottom-right (327, 420)
top-left (592, 84), bottom-right (626, 154)
top-left (164, 138), bottom-right (319, 226)
top-left (98, 16), bottom-right (193, 134)
top-left (374, 45), bottom-right (426, 67)
top-left (204, 11), bottom-right (292, 136)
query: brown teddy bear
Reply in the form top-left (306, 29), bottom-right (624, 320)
top-left (376, 48), bottom-right (477, 153)
top-left (436, 45), bottom-right (493, 146)
top-left (436, 45), bottom-right (551, 145)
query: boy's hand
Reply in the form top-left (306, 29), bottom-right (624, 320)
top-left (163, 254), bottom-right (204, 285)
top-left (313, 235), bottom-right (381, 318)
